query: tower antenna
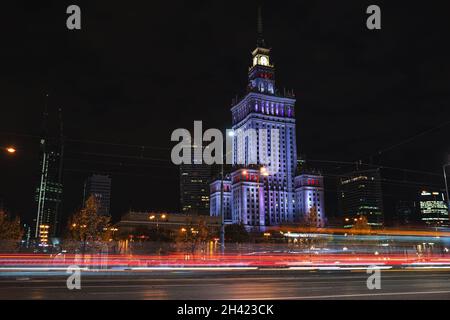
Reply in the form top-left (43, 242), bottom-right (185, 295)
top-left (41, 93), bottom-right (49, 138)
top-left (257, 5), bottom-right (265, 47)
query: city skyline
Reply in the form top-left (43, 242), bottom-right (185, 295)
top-left (1, 0), bottom-right (450, 304)
top-left (0, 1), bottom-right (449, 227)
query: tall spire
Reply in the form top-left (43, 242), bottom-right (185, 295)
top-left (257, 5), bottom-right (265, 48)
top-left (41, 93), bottom-right (49, 138)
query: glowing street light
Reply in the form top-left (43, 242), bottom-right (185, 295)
top-left (5, 147), bottom-right (16, 154)
top-left (149, 215), bottom-right (155, 220)
top-left (161, 214), bottom-right (166, 219)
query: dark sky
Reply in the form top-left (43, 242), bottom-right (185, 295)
top-left (1, 1), bottom-right (449, 224)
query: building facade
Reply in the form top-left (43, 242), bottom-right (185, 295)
top-left (116, 211), bottom-right (220, 236)
top-left (209, 14), bottom-right (299, 230)
top-left (339, 169), bottom-right (384, 228)
top-left (294, 173), bottom-right (326, 227)
top-left (230, 168), bottom-right (266, 226)
top-left (209, 178), bottom-right (232, 222)
top-left (83, 174), bottom-right (112, 216)
top-left (34, 138), bottom-right (63, 240)
top-left (418, 190), bottom-right (449, 227)
top-left (394, 200), bottom-right (418, 227)
top-left (180, 145), bottom-right (211, 215)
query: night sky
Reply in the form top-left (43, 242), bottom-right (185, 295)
top-left (1, 1), bottom-right (449, 225)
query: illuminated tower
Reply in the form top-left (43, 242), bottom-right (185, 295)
top-left (34, 101), bottom-right (64, 240)
top-left (229, 8), bottom-right (297, 228)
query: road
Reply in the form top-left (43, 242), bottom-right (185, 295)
top-left (1, 269), bottom-right (450, 299)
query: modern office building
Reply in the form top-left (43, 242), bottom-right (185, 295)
top-left (34, 107), bottom-right (64, 239)
top-left (294, 172), bottom-right (326, 227)
top-left (418, 190), bottom-right (449, 227)
top-left (83, 174), bottom-right (112, 216)
top-left (180, 145), bottom-right (211, 215)
top-left (339, 168), bottom-right (384, 228)
top-left (394, 200), bottom-right (418, 227)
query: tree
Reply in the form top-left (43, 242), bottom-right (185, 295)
top-left (225, 224), bottom-right (249, 243)
top-left (353, 215), bottom-right (371, 233)
top-left (0, 210), bottom-right (23, 241)
top-left (0, 210), bottom-right (23, 252)
top-left (67, 195), bottom-right (111, 252)
top-left (176, 218), bottom-right (211, 253)
top-left (299, 207), bottom-right (325, 250)
top-left (302, 206), bottom-right (322, 230)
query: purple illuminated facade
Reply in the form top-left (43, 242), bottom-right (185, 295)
top-left (209, 179), bottom-right (231, 222)
top-left (294, 173), bottom-right (326, 227)
top-left (210, 29), bottom-right (298, 230)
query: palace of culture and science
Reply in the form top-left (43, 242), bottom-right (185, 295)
top-left (210, 10), bottom-right (326, 230)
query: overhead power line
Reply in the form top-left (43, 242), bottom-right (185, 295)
top-left (377, 120), bottom-right (450, 155)
top-left (305, 159), bottom-right (442, 177)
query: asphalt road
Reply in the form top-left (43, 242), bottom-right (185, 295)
top-left (1, 269), bottom-right (450, 300)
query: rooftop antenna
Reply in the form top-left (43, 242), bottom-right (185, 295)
top-left (41, 93), bottom-right (50, 139)
top-left (257, 5), bottom-right (265, 47)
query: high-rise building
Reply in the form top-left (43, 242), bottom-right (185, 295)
top-left (394, 200), bottom-right (418, 227)
top-left (230, 168), bottom-right (266, 226)
top-left (339, 168), bottom-right (384, 228)
top-left (294, 173), bottom-right (326, 227)
top-left (34, 106), bottom-right (64, 239)
top-left (209, 178), bottom-right (232, 222)
top-left (180, 146), bottom-right (211, 215)
top-left (418, 190), bottom-right (449, 227)
top-left (214, 9), bottom-right (297, 230)
top-left (83, 174), bottom-right (112, 216)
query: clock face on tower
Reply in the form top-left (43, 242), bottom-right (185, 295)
top-left (259, 56), bottom-right (268, 66)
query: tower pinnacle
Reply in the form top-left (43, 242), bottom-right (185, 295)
top-left (257, 6), bottom-right (266, 48)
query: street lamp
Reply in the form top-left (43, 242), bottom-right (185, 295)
top-left (149, 214), bottom-right (160, 233)
top-left (111, 227), bottom-right (118, 239)
top-left (5, 147), bottom-right (16, 154)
